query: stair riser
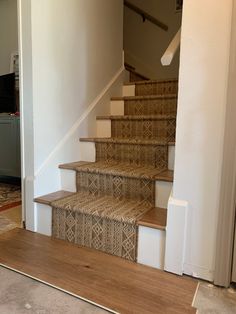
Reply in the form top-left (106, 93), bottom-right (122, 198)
top-left (60, 168), bottom-right (173, 208)
top-left (35, 202), bottom-right (166, 270)
top-left (96, 142), bottom-right (168, 168)
top-left (52, 207), bottom-right (138, 261)
top-left (135, 81), bottom-right (178, 96)
top-left (79, 141), bottom-right (175, 170)
top-left (76, 171), bottom-right (155, 206)
top-left (111, 119), bottom-right (176, 141)
top-left (111, 99), bottom-right (177, 116)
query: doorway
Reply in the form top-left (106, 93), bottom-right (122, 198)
top-left (0, 0), bottom-right (23, 233)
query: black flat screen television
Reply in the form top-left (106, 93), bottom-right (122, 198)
top-left (0, 73), bottom-right (15, 113)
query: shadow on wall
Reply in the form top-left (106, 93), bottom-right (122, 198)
top-left (124, 0), bottom-right (182, 80)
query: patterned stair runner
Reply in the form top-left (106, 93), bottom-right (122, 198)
top-left (52, 79), bottom-right (178, 261)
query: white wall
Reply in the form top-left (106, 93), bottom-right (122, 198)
top-left (19, 0), bottom-right (123, 230)
top-left (124, 0), bottom-right (182, 79)
top-left (171, 0), bottom-right (233, 281)
top-left (0, 0), bottom-right (18, 75)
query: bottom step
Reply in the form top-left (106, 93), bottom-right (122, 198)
top-left (34, 190), bottom-right (167, 268)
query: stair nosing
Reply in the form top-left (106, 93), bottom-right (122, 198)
top-left (80, 137), bottom-right (175, 146)
top-left (97, 114), bottom-right (176, 120)
top-left (34, 190), bottom-right (76, 206)
top-left (111, 94), bottom-right (177, 101)
top-left (59, 162), bottom-right (173, 182)
top-left (124, 78), bottom-right (178, 86)
top-left (77, 162), bottom-right (173, 181)
top-left (137, 207), bottom-right (167, 230)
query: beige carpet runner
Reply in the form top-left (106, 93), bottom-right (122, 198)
top-left (51, 79), bottom-right (177, 261)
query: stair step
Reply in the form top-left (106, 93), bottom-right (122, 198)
top-left (138, 207), bottom-right (167, 230)
top-left (51, 191), bottom-right (156, 261)
top-left (59, 161), bottom-right (173, 182)
top-left (80, 137), bottom-right (170, 168)
top-left (59, 161), bottom-right (90, 170)
top-left (51, 191), bottom-right (152, 224)
top-left (80, 137), bottom-right (175, 145)
top-left (68, 160), bottom-right (173, 182)
top-left (34, 190), bottom-right (75, 205)
top-left (99, 115), bottom-right (176, 141)
top-left (124, 78), bottom-right (178, 86)
top-left (111, 94), bottom-right (177, 116)
top-left (97, 114), bottom-right (176, 120)
top-left (111, 94), bottom-right (177, 101)
top-left (124, 78), bottom-right (178, 96)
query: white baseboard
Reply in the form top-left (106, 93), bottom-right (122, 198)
top-left (164, 195), bottom-right (188, 275)
top-left (183, 263), bottom-right (214, 282)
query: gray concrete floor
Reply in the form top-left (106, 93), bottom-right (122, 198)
top-left (194, 281), bottom-right (236, 314)
top-left (0, 267), bottom-right (109, 314)
top-left (1, 266), bottom-right (236, 313)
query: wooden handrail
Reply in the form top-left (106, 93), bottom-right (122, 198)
top-left (161, 28), bottom-right (181, 66)
top-left (124, 0), bottom-right (168, 32)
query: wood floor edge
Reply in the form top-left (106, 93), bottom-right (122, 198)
top-left (192, 281), bottom-right (200, 308)
top-left (0, 263), bottom-right (118, 314)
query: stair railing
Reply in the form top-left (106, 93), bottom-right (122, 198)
top-left (161, 28), bottom-right (181, 66)
top-left (124, 0), bottom-right (168, 32)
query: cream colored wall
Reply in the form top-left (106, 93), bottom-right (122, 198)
top-left (0, 0), bottom-right (18, 75)
top-left (18, 0), bottom-right (123, 231)
top-left (124, 0), bottom-right (182, 79)
top-left (172, 0), bottom-right (233, 281)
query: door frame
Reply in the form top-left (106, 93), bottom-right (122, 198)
top-left (214, 0), bottom-right (236, 287)
top-left (17, 0), bottom-right (35, 230)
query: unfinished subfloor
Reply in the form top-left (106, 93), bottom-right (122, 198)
top-left (1, 267), bottom-right (236, 314)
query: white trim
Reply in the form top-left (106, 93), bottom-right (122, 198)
top-left (164, 195), bottom-right (188, 275)
top-left (17, 0), bottom-right (25, 223)
top-left (161, 29), bottom-right (181, 66)
top-left (35, 65), bottom-right (124, 177)
top-left (184, 263), bottom-right (214, 282)
top-left (0, 264), bottom-right (117, 314)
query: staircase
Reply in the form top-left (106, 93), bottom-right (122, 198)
top-left (35, 77), bottom-right (178, 268)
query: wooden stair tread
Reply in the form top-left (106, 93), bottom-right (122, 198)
top-left (59, 161), bottom-right (174, 182)
top-left (51, 191), bottom-right (154, 224)
top-left (156, 169), bottom-right (173, 182)
top-left (97, 114), bottom-right (176, 120)
top-left (138, 207), bottom-right (167, 230)
top-left (34, 190), bottom-right (75, 205)
top-left (80, 137), bottom-right (175, 146)
top-left (111, 94), bottom-right (177, 101)
top-left (66, 160), bottom-right (173, 181)
top-left (124, 78), bottom-right (178, 86)
top-left (59, 161), bottom-right (91, 170)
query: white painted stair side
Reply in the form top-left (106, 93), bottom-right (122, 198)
top-left (122, 85), bottom-right (135, 97)
top-left (36, 203), bottom-right (52, 236)
top-left (137, 226), bottom-right (165, 269)
top-left (110, 100), bottom-right (124, 115)
top-left (96, 119), bottom-right (175, 170)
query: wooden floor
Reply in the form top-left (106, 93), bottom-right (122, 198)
top-left (0, 229), bottom-right (198, 314)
